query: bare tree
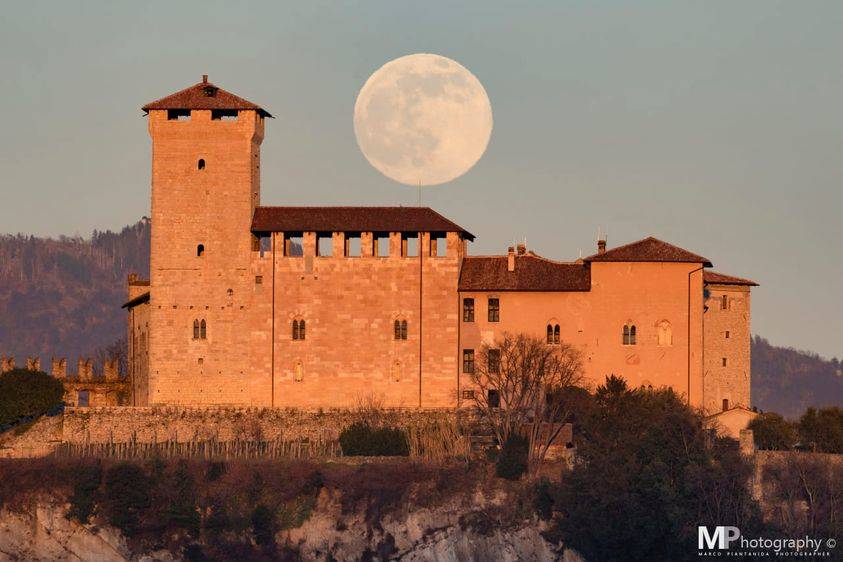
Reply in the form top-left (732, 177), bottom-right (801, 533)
top-left (469, 332), bottom-right (585, 470)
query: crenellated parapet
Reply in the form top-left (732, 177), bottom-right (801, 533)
top-left (51, 357), bottom-right (67, 380)
top-left (0, 355), bottom-right (13, 373)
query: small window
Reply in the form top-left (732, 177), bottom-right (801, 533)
top-left (394, 319), bottom-right (408, 340)
top-left (725, 331), bottom-right (730, 339)
top-left (721, 295), bottom-right (728, 310)
top-left (193, 320), bottom-right (200, 340)
top-left (167, 109), bottom-right (190, 121)
top-left (461, 389), bottom-right (475, 400)
top-left (345, 234), bottom-right (361, 257)
top-left (77, 390), bottom-right (90, 407)
top-left (463, 298), bottom-right (475, 322)
top-left (488, 349), bottom-right (501, 374)
top-left (488, 298), bottom-right (500, 322)
top-left (487, 389), bottom-right (501, 408)
top-left (722, 357), bottom-right (727, 367)
top-left (722, 398), bottom-right (730, 411)
top-left (554, 324), bottom-right (560, 344)
top-left (286, 235), bottom-right (303, 257)
top-left (376, 234), bottom-right (390, 257)
top-left (623, 324), bottom-right (637, 345)
top-left (197, 244), bottom-right (205, 257)
top-left (463, 349), bottom-right (475, 373)
top-left (255, 276), bottom-right (263, 285)
top-left (198, 158), bottom-right (205, 170)
top-left (402, 234), bottom-right (418, 257)
top-left (433, 236), bottom-right (447, 257)
top-left (292, 320), bottom-right (306, 341)
top-left (546, 324), bottom-right (553, 344)
top-left (547, 324), bottom-right (560, 344)
top-left (211, 109), bottom-right (238, 121)
top-left (317, 234), bottom-right (333, 257)
top-left (200, 319), bottom-right (207, 339)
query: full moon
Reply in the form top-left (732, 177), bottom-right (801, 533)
top-left (353, 53), bottom-right (493, 186)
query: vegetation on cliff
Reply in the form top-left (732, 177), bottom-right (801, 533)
top-left (0, 368), bottom-right (64, 427)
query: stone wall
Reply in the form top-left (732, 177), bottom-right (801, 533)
top-left (60, 406), bottom-right (460, 445)
top-left (703, 283), bottom-right (752, 414)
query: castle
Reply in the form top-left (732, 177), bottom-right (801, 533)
top-left (125, 76), bottom-right (757, 419)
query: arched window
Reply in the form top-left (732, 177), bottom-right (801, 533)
top-left (553, 325), bottom-right (560, 344)
top-left (292, 319), bottom-right (305, 341)
top-left (657, 320), bottom-right (673, 347)
top-left (197, 244), bottom-right (205, 257)
top-left (401, 320), bottom-right (408, 340)
top-left (546, 324), bottom-right (553, 344)
top-left (623, 324), bottom-right (637, 345)
top-left (200, 319), bottom-right (207, 340)
top-left (721, 295), bottom-right (728, 310)
top-left (394, 320), bottom-right (401, 340)
top-left (193, 320), bottom-right (200, 340)
top-left (722, 398), bottom-right (730, 411)
top-left (198, 158), bottom-right (205, 170)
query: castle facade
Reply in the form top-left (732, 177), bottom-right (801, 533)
top-left (126, 77), bottom-right (756, 416)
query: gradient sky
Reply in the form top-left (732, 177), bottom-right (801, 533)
top-left (1, 2), bottom-right (841, 359)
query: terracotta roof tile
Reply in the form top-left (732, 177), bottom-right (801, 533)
top-left (584, 236), bottom-right (712, 267)
top-left (251, 206), bottom-right (474, 239)
top-left (142, 77), bottom-right (272, 117)
top-left (704, 271), bottom-right (758, 286)
top-left (459, 254), bottom-right (590, 292)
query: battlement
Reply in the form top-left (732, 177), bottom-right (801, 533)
top-left (0, 354), bottom-right (123, 383)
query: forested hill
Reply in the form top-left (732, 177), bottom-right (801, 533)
top-left (0, 220), bottom-right (150, 364)
top-left (751, 336), bottom-right (843, 418)
top-left (0, 221), bottom-right (840, 417)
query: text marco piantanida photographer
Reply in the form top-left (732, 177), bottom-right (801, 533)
top-left (698, 526), bottom-right (838, 557)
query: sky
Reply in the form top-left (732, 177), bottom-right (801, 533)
top-left (1, 1), bottom-right (841, 359)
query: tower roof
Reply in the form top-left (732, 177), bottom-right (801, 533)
top-left (703, 271), bottom-right (758, 286)
top-left (584, 236), bottom-right (712, 267)
top-left (142, 75), bottom-right (272, 118)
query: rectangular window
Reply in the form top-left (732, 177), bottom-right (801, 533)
top-left (461, 389), bottom-right (475, 400)
top-left (433, 236), bottom-right (447, 257)
top-left (463, 298), bottom-right (475, 322)
top-left (167, 109), bottom-right (190, 121)
top-left (345, 233), bottom-right (361, 257)
top-left (376, 234), bottom-right (390, 257)
top-left (488, 349), bottom-right (501, 374)
top-left (725, 331), bottom-right (730, 339)
top-left (722, 357), bottom-right (728, 367)
top-left (488, 298), bottom-right (500, 322)
top-left (255, 276), bottom-right (263, 285)
top-left (402, 234), bottom-right (418, 257)
top-left (317, 234), bottom-right (333, 257)
top-left (487, 389), bottom-right (501, 408)
top-left (285, 235), bottom-right (303, 257)
top-left (721, 295), bottom-right (728, 310)
top-left (463, 349), bottom-right (475, 373)
top-left (77, 390), bottom-right (90, 407)
top-left (211, 109), bottom-right (238, 121)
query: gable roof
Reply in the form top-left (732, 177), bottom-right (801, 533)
top-left (142, 77), bottom-right (272, 118)
top-left (459, 254), bottom-right (591, 292)
top-left (704, 271), bottom-right (758, 286)
top-left (584, 236), bottom-right (712, 267)
top-left (251, 206), bottom-right (474, 240)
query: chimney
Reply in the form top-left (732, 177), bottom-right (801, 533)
top-left (516, 244), bottom-right (526, 256)
top-left (202, 74), bottom-right (208, 84)
top-left (507, 246), bottom-right (515, 272)
top-left (597, 239), bottom-right (607, 255)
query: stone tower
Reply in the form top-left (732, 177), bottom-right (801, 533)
top-left (142, 76), bottom-right (271, 404)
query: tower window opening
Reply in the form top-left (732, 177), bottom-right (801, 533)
top-left (211, 109), bottom-right (238, 121)
top-left (167, 109), bottom-right (190, 121)
top-left (285, 235), bottom-right (303, 257)
top-left (722, 398), bottom-right (730, 411)
top-left (402, 233), bottom-right (418, 257)
top-left (197, 244), bottom-right (205, 257)
top-left (623, 324), bottom-right (637, 345)
top-left (375, 234), bottom-right (390, 257)
top-left (198, 158), bottom-right (205, 170)
top-left (345, 233), bottom-right (361, 257)
top-left (721, 295), bottom-right (728, 310)
top-left (193, 320), bottom-right (200, 340)
top-left (292, 319), bottom-right (306, 341)
top-left (433, 236), bottom-right (447, 257)
top-left (317, 234), bottom-right (333, 257)
top-left (200, 319), bottom-right (207, 340)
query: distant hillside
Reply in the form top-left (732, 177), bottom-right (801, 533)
top-left (0, 220), bottom-right (150, 364)
top-left (751, 336), bottom-right (843, 418)
top-left (0, 222), bottom-right (840, 416)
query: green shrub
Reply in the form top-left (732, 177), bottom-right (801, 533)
top-left (67, 462), bottom-right (102, 523)
top-left (339, 422), bottom-right (410, 456)
top-left (0, 369), bottom-right (64, 427)
top-left (748, 412), bottom-right (797, 450)
top-left (102, 462), bottom-right (151, 537)
top-left (798, 407), bottom-right (843, 453)
top-left (495, 433), bottom-right (529, 480)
